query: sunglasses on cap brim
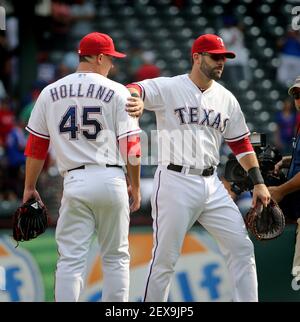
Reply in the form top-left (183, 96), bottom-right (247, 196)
top-left (200, 53), bottom-right (227, 61)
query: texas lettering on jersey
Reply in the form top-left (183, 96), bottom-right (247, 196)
top-left (137, 74), bottom-right (249, 168)
top-left (174, 106), bottom-right (229, 133)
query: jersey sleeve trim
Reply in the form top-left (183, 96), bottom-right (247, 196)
top-left (136, 83), bottom-right (145, 101)
top-left (117, 128), bottom-right (142, 140)
top-left (26, 126), bottom-right (50, 140)
top-left (235, 151), bottom-right (255, 161)
top-left (224, 131), bottom-right (250, 142)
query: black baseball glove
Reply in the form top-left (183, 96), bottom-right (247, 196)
top-left (244, 199), bottom-right (285, 241)
top-left (12, 198), bottom-right (49, 246)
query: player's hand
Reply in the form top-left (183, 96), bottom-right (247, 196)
top-left (129, 188), bottom-right (141, 213)
top-left (268, 186), bottom-right (284, 203)
top-left (126, 96), bottom-right (144, 118)
top-left (23, 188), bottom-right (44, 206)
top-left (252, 183), bottom-right (271, 208)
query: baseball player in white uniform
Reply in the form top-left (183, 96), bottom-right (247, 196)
top-left (127, 34), bottom-right (270, 302)
top-left (22, 32), bottom-right (142, 302)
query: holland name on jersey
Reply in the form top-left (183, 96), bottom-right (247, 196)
top-left (49, 83), bottom-right (115, 103)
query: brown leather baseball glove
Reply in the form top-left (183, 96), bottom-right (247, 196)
top-left (12, 198), bottom-right (49, 246)
top-left (244, 199), bottom-right (285, 241)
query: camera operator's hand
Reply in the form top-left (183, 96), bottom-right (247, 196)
top-left (268, 186), bottom-right (284, 203)
top-left (273, 156), bottom-right (292, 175)
top-left (252, 184), bottom-right (271, 208)
top-left (273, 161), bottom-right (281, 175)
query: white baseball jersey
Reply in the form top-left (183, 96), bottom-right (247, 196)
top-left (137, 74), bottom-right (249, 168)
top-left (26, 72), bottom-right (140, 174)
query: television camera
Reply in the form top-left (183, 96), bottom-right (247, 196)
top-left (224, 133), bottom-right (286, 195)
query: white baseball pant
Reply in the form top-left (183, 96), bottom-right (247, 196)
top-left (55, 165), bottom-right (130, 302)
top-left (143, 165), bottom-right (258, 302)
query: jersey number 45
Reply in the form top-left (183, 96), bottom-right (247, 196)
top-left (59, 106), bottom-right (102, 140)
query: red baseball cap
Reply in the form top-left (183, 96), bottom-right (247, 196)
top-left (191, 34), bottom-right (236, 58)
top-left (78, 32), bottom-right (126, 58)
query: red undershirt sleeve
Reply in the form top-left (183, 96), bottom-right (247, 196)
top-left (119, 134), bottom-right (141, 158)
top-left (24, 133), bottom-right (50, 160)
top-left (126, 83), bottom-right (142, 97)
top-left (226, 136), bottom-right (254, 160)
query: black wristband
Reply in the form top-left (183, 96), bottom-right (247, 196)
top-left (248, 167), bottom-right (264, 185)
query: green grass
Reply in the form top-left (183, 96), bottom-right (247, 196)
top-left (18, 229), bottom-right (57, 302)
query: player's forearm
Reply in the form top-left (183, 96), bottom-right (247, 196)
top-left (238, 152), bottom-right (265, 186)
top-left (126, 158), bottom-right (141, 190)
top-left (119, 135), bottom-right (141, 187)
top-left (24, 157), bottom-right (45, 189)
top-left (238, 152), bottom-right (259, 171)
